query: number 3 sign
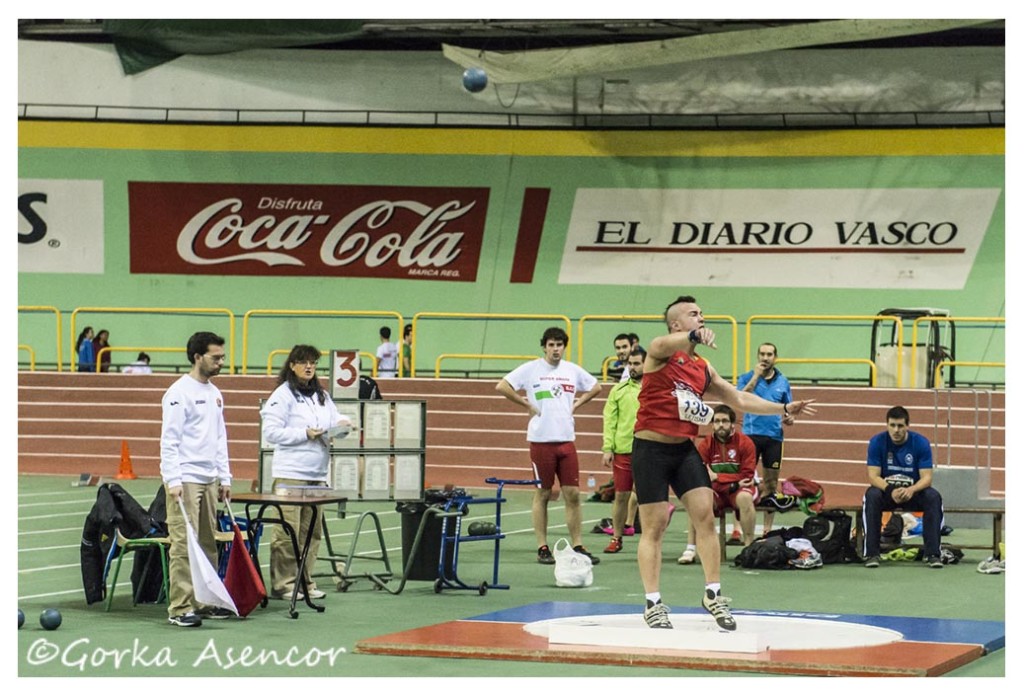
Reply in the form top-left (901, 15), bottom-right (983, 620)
top-left (331, 349), bottom-right (360, 399)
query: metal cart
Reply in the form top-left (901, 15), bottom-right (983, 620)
top-left (432, 477), bottom-right (540, 595)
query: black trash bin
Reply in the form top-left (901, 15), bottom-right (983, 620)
top-left (397, 489), bottom-right (464, 581)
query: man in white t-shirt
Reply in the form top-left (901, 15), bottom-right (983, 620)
top-left (497, 327), bottom-right (603, 565)
top-left (376, 326), bottom-right (399, 378)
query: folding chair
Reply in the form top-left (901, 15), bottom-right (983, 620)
top-left (103, 528), bottom-right (171, 611)
top-left (216, 510), bottom-right (262, 578)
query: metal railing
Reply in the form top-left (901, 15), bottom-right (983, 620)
top-left (242, 309), bottom-right (403, 376)
top-left (410, 312), bottom-right (571, 378)
top-left (17, 306), bottom-right (62, 371)
top-left (774, 357), bottom-right (878, 387)
top-left (95, 346), bottom-right (185, 372)
top-left (18, 344), bottom-right (36, 371)
top-left (934, 360), bottom-right (1005, 389)
top-left (434, 353), bottom-right (536, 378)
top-left (21, 306), bottom-right (1005, 388)
top-left (746, 314), bottom-right (905, 386)
top-left (911, 316), bottom-right (1005, 387)
top-left (17, 103), bottom-right (1007, 130)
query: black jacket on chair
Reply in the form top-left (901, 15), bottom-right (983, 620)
top-left (79, 483), bottom-right (158, 605)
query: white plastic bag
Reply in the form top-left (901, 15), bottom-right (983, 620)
top-left (553, 538), bottom-right (593, 587)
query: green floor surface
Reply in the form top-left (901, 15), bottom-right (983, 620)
top-left (17, 475), bottom-right (1005, 678)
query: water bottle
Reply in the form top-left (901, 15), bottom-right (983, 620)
top-left (587, 475), bottom-right (596, 490)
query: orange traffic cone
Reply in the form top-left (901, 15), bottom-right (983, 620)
top-left (116, 440), bottom-right (137, 480)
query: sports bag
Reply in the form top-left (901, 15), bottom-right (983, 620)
top-left (780, 475), bottom-right (826, 514)
top-left (802, 509), bottom-right (861, 564)
top-left (734, 536), bottom-right (798, 569)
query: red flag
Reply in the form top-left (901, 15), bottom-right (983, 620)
top-left (223, 522), bottom-right (266, 617)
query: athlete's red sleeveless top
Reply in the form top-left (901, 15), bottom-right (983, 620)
top-left (634, 350), bottom-right (711, 438)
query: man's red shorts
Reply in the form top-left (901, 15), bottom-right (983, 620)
top-left (611, 453), bottom-right (633, 492)
top-left (711, 482), bottom-right (760, 515)
top-left (529, 441), bottom-right (580, 489)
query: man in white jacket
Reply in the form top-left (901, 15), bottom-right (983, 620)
top-left (160, 331), bottom-right (233, 627)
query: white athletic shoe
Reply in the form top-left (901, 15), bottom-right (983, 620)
top-left (677, 548), bottom-right (697, 564)
top-left (977, 556), bottom-right (1005, 574)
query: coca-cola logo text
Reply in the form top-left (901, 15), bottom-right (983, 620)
top-left (130, 183), bottom-right (488, 281)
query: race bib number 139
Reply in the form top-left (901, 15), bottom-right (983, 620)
top-left (676, 390), bottom-right (713, 425)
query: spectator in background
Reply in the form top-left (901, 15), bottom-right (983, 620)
top-left (678, 404), bottom-right (759, 564)
top-left (401, 324), bottom-right (413, 377)
top-left (863, 406), bottom-right (945, 569)
top-left (601, 347), bottom-right (645, 553)
top-left (376, 326), bottom-right (399, 378)
top-left (609, 333), bottom-right (632, 382)
top-left (737, 342), bottom-right (793, 533)
top-left (124, 352), bottom-right (153, 375)
top-left (628, 333), bottom-right (644, 353)
top-left (93, 329), bottom-right (112, 373)
top-left (76, 326), bottom-right (95, 372)
top-left (496, 327), bottom-right (603, 566)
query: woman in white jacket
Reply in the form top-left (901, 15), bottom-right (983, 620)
top-left (261, 344), bottom-right (350, 600)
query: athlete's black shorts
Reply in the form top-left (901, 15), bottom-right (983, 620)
top-left (749, 435), bottom-right (784, 471)
top-left (631, 437), bottom-right (711, 504)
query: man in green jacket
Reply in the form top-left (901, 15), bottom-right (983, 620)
top-left (601, 347), bottom-right (645, 553)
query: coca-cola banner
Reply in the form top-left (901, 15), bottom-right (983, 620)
top-left (128, 182), bottom-right (489, 281)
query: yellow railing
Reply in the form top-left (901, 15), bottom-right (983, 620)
top-left (934, 360), bottom-right (1005, 389)
top-left (95, 346), bottom-right (185, 372)
top-left (774, 358), bottom-right (878, 387)
top-left (70, 307), bottom-right (236, 373)
top-left (18, 305), bottom-right (62, 371)
top-left (911, 317), bottom-right (1005, 388)
top-left (434, 353), bottom-right (537, 378)
top-left (242, 309), bottom-right (403, 376)
top-left (601, 355), bottom-right (619, 381)
top-left (411, 312), bottom-right (571, 378)
top-left (578, 313), bottom-right (738, 382)
top-left (746, 314), bottom-right (904, 385)
top-left (18, 344), bottom-right (36, 371)
top-left (266, 349), bottom-right (378, 377)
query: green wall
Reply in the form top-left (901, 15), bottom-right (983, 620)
top-left (18, 122), bottom-right (1004, 383)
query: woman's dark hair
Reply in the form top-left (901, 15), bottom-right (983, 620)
top-left (94, 329), bottom-right (109, 345)
top-left (76, 326), bottom-right (93, 351)
top-left (277, 344), bottom-right (326, 405)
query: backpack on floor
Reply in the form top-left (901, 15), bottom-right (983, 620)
top-left (734, 536), bottom-right (798, 570)
top-left (802, 509), bottom-right (861, 564)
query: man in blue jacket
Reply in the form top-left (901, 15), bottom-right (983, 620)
top-left (863, 405), bottom-right (945, 568)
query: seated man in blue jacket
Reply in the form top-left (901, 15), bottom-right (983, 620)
top-left (862, 405), bottom-right (945, 569)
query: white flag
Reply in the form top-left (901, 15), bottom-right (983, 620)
top-left (178, 498), bottom-right (238, 615)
